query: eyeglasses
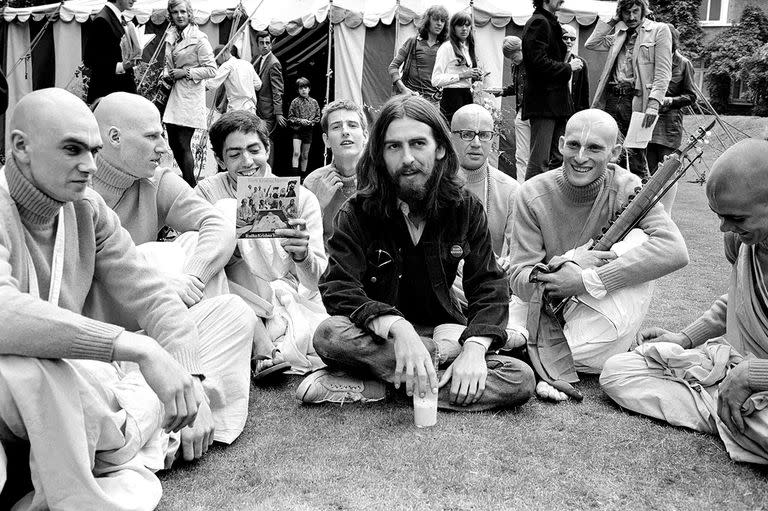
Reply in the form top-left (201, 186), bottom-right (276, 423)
top-left (452, 130), bottom-right (495, 142)
top-left (562, 36), bottom-right (577, 41)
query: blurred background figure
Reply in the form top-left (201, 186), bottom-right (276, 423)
top-left (206, 44), bottom-right (261, 114)
top-left (163, 0), bottom-right (217, 187)
top-left (288, 77), bottom-right (321, 174)
top-left (562, 24), bottom-right (589, 113)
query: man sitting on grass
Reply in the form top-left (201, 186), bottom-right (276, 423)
top-left (303, 99), bottom-right (368, 245)
top-left (601, 139), bottom-right (768, 464)
top-left (296, 95), bottom-right (535, 410)
top-left (88, 92), bottom-right (257, 445)
top-left (508, 108), bottom-right (688, 400)
top-left (0, 88), bottom-right (218, 510)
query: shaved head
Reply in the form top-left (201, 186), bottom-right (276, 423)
top-left (559, 109), bottom-right (622, 187)
top-left (93, 92), bottom-right (167, 179)
top-left (9, 88), bottom-right (101, 202)
top-left (706, 139), bottom-right (768, 245)
top-left (451, 104), bottom-right (495, 171)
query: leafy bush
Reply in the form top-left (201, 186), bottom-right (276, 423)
top-left (704, 5), bottom-right (768, 112)
top-left (650, 0), bottom-right (705, 60)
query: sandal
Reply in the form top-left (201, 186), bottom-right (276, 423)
top-left (251, 349), bottom-right (291, 382)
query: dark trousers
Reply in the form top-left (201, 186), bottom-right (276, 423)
top-left (526, 117), bottom-right (566, 181)
top-left (440, 88), bottom-right (473, 126)
top-left (166, 123), bottom-right (197, 187)
top-left (646, 143), bottom-right (676, 176)
top-left (604, 92), bottom-right (649, 179)
top-left (313, 316), bottom-right (535, 411)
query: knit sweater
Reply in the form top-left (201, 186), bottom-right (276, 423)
top-left (0, 157), bottom-right (202, 373)
top-left (509, 164), bottom-right (689, 301)
top-left (91, 154), bottom-right (235, 284)
top-left (460, 162), bottom-right (519, 256)
top-left (303, 164), bottom-right (357, 245)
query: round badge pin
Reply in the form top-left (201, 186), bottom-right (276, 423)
top-left (450, 244), bottom-right (463, 258)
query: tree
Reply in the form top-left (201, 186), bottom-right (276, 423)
top-left (741, 43), bottom-right (768, 116)
top-left (649, 0), bottom-right (704, 60)
top-left (704, 5), bottom-right (768, 112)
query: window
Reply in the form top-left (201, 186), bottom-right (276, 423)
top-left (699, 0), bottom-right (730, 25)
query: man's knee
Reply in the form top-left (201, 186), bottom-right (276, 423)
top-left (313, 316), bottom-right (358, 360)
top-left (486, 355), bottom-right (536, 406)
top-left (599, 350), bottom-right (641, 394)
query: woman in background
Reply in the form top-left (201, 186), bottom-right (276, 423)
top-left (163, 0), bottom-right (217, 187)
top-left (431, 11), bottom-right (485, 123)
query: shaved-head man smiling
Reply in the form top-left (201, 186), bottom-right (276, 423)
top-left (602, 139), bottom-right (768, 464)
top-left (0, 88), bottom-right (208, 509)
top-left (89, 92), bottom-right (257, 454)
top-left (508, 108), bottom-right (688, 401)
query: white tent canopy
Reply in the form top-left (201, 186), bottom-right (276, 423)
top-left (2, 0), bottom-right (617, 30)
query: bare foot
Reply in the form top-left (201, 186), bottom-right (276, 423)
top-left (536, 380), bottom-right (569, 402)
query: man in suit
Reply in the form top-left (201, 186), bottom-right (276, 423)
top-left (252, 31), bottom-right (286, 167)
top-left (83, 0), bottom-right (140, 105)
top-left (521, 0), bottom-right (581, 181)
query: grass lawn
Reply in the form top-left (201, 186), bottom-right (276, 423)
top-left (158, 116), bottom-right (768, 510)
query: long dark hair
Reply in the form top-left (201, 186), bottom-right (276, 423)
top-left (418, 5), bottom-right (450, 43)
top-left (448, 11), bottom-right (476, 68)
top-left (357, 95), bottom-right (464, 220)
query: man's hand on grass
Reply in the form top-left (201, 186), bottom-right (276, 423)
top-left (391, 320), bottom-right (438, 398)
top-left (438, 341), bottom-right (487, 406)
top-left (718, 360), bottom-right (753, 435)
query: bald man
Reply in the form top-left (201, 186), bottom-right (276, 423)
top-left (601, 139), bottom-right (768, 463)
top-left (0, 88), bottom-right (208, 509)
top-left (88, 92), bottom-right (259, 446)
top-left (450, 104), bottom-right (526, 350)
top-left (508, 108), bottom-right (688, 399)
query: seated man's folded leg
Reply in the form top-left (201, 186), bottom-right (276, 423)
top-left (436, 354), bottom-right (536, 412)
top-left (189, 294), bottom-right (256, 444)
top-left (0, 356), bottom-right (162, 511)
top-left (718, 393), bottom-right (768, 463)
top-left (600, 347), bottom-right (717, 433)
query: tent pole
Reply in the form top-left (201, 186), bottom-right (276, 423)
top-left (323, 0), bottom-right (334, 165)
top-left (6, 1), bottom-right (64, 79)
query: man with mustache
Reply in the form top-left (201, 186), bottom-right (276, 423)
top-left (508, 108), bottom-right (687, 401)
top-left (601, 139), bottom-right (768, 464)
top-left (296, 95), bottom-right (535, 410)
top-left (88, 92), bottom-right (256, 450)
top-left (586, 0), bottom-right (672, 178)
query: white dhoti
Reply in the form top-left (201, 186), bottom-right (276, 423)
top-left (600, 340), bottom-right (768, 464)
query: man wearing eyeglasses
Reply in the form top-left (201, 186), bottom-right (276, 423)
top-left (586, 0), bottom-right (672, 179)
top-left (561, 24), bottom-right (590, 113)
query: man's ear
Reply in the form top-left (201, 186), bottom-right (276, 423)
top-left (9, 130), bottom-right (30, 164)
top-left (558, 135), bottom-right (565, 154)
top-left (435, 144), bottom-right (446, 161)
top-left (107, 126), bottom-right (121, 147)
top-left (610, 143), bottom-right (622, 161)
top-left (215, 155), bottom-right (226, 170)
top-left (322, 132), bottom-right (330, 149)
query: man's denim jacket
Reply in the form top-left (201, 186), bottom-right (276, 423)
top-left (319, 190), bottom-right (509, 350)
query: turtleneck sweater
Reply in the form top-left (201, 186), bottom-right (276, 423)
top-left (303, 163), bottom-right (358, 245)
top-left (509, 164), bottom-right (689, 301)
top-left (0, 156), bottom-right (202, 373)
top-left (91, 154), bottom-right (234, 284)
top-left (460, 161), bottom-right (519, 257)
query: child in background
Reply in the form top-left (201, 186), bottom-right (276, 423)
top-left (288, 77), bottom-right (321, 174)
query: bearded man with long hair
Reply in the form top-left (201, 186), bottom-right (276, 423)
top-left (296, 95), bottom-right (535, 411)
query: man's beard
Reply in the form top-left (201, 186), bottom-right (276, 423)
top-left (393, 163), bottom-right (439, 217)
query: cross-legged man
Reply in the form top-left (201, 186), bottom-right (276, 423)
top-left (88, 92), bottom-right (258, 444)
top-left (508, 109), bottom-right (687, 399)
top-left (297, 95), bottom-right (535, 410)
top-left (303, 99), bottom-right (368, 245)
top-left (0, 88), bottom-right (226, 509)
top-left (601, 139), bottom-right (768, 464)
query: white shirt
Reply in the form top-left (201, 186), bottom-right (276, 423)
top-left (431, 41), bottom-right (481, 90)
top-left (205, 56), bottom-right (262, 113)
